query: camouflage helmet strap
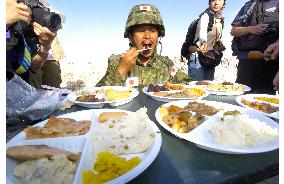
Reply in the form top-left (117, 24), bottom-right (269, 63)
top-left (158, 38), bottom-right (162, 55)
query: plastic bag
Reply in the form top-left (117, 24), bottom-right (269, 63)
top-left (6, 74), bottom-right (61, 121)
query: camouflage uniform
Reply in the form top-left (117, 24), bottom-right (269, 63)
top-left (97, 51), bottom-right (190, 86)
top-left (97, 4), bottom-right (190, 86)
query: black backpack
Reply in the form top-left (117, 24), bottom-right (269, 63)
top-left (231, 0), bottom-right (279, 55)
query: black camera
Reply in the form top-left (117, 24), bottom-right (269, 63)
top-left (16, 0), bottom-right (62, 45)
top-left (264, 22), bottom-right (279, 38)
top-left (18, 0), bottom-right (62, 33)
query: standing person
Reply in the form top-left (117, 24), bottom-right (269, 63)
top-left (230, 0), bottom-right (279, 94)
top-left (97, 4), bottom-right (190, 87)
top-left (264, 41), bottom-right (279, 91)
top-left (181, 0), bottom-right (226, 81)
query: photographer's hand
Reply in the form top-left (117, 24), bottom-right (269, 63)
top-left (30, 22), bottom-right (56, 71)
top-left (32, 22), bottom-right (56, 51)
top-left (264, 42), bottom-right (279, 61)
top-left (118, 48), bottom-right (139, 76)
top-left (6, 0), bottom-right (32, 26)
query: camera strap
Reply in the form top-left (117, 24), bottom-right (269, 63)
top-left (7, 23), bottom-right (32, 75)
top-left (16, 39), bottom-right (32, 74)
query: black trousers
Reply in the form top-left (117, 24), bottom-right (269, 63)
top-left (236, 59), bottom-right (278, 94)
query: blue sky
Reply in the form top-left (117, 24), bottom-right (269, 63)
top-left (47, 0), bottom-right (248, 65)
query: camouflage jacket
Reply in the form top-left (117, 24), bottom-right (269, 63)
top-left (96, 52), bottom-right (190, 86)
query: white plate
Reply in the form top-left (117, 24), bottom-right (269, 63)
top-left (189, 81), bottom-right (251, 96)
top-left (236, 94), bottom-right (279, 119)
top-left (142, 86), bottom-right (209, 102)
top-left (155, 100), bottom-right (279, 154)
top-left (73, 109), bottom-right (162, 184)
top-left (7, 109), bottom-right (162, 184)
top-left (6, 109), bottom-right (96, 184)
top-left (67, 86), bottom-right (139, 108)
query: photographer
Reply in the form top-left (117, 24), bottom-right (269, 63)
top-left (264, 41), bottom-right (279, 91)
top-left (6, 0), bottom-right (58, 87)
top-left (230, 0), bottom-right (279, 94)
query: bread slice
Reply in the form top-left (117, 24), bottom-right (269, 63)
top-left (98, 112), bottom-right (127, 123)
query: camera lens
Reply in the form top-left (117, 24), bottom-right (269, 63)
top-left (45, 12), bottom-right (62, 32)
top-left (32, 8), bottom-right (62, 32)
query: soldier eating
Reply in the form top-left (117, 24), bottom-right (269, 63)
top-left (97, 4), bottom-right (189, 86)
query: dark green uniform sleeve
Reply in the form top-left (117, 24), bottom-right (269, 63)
top-left (96, 54), bottom-right (127, 86)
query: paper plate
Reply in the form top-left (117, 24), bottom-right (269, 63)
top-left (142, 86), bottom-right (209, 102)
top-left (236, 94), bottom-right (279, 119)
top-left (67, 86), bottom-right (139, 108)
top-left (7, 109), bottom-right (162, 184)
top-left (188, 81), bottom-right (251, 96)
top-left (6, 109), bottom-right (96, 184)
top-left (155, 100), bottom-right (279, 154)
top-left (73, 109), bottom-right (162, 184)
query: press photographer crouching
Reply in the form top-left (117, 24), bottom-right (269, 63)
top-left (6, 0), bottom-right (61, 87)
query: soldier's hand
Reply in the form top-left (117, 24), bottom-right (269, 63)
top-left (248, 24), bottom-right (268, 35)
top-left (118, 48), bottom-right (139, 76)
top-left (6, 0), bottom-right (32, 26)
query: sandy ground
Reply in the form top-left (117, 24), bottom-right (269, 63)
top-left (60, 56), bottom-right (239, 88)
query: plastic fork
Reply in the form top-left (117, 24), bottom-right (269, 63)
top-left (137, 48), bottom-right (152, 53)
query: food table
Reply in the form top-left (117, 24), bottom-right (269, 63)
top-left (6, 91), bottom-right (279, 184)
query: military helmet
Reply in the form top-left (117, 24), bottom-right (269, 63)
top-left (124, 4), bottom-right (165, 38)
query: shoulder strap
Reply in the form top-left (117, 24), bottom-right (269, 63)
top-left (181, 17), bottom-right (200, 58)
top-left (203, 9), bottom-right (215, 32)
top-left (239, 0), bottom-right (258, 26)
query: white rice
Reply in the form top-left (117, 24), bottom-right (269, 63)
top-left (209, 114), bottom-right (278, 147)
top-left (93, 108), bottom-right (155, 155)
